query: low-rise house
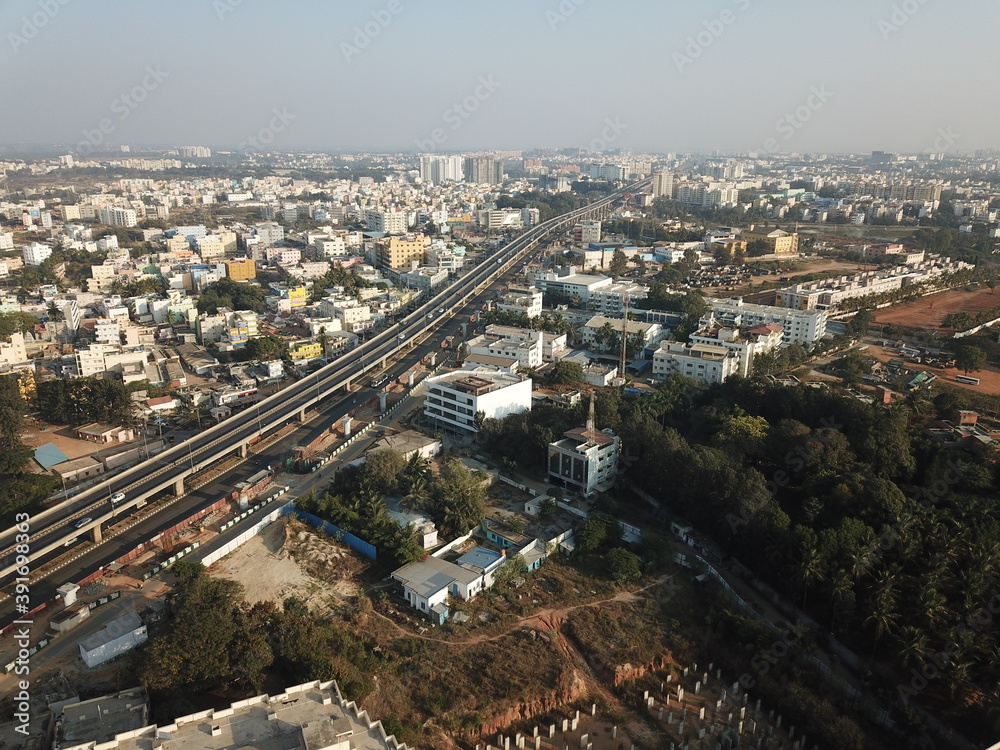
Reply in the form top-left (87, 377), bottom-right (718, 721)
top-left (78, 611), bottom-right (147, 668)
top-left (75, 423), bottom-right (135, 444)
top-left (391, 546), bottom-right (505, 624)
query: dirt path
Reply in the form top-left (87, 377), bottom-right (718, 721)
top-left (370, 574), bottom-right (669, 647)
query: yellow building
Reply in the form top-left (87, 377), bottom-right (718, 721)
top-left (375, 235), bottom-right (425, 271)
top-left (224, 257), bottom-right (257, 281)
top-left (743, 225), bottom-right (799, 256)
top-left (288, 340), bottom-right (322, 360)
top-left (288, 286), bottom-right (307, 309)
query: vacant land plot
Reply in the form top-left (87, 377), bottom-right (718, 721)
top-left (207, 518), bottom-right (362, 612)
top-left (875, 287), bottom-right (1000, 332)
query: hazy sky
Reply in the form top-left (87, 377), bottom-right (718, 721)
top-left (1, 0), bottom-right (997, 155)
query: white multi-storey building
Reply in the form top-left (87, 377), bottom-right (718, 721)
top-left (575, 220), bottom-right (602, 245)
top-left (364, 209), bottom-right (408, 234)
top-left (652, 341), bottom-right (740, 384)
top-left (587, 282), bottom-right (648, 315)
top-left (23, 242), bottom-right (53, 266)
top-left (0, 332), bottom-right (27, 367)
top-left (706, 297), bottom-right (828, 346)
top-left (548, 416), bottom-right (619, 497)
top-left (254, 222), bottom-right (284, 248)
top-left (534, 272), bottom-right (613, 305)
top-left (466, 331), bottom-right (544, 369)
top-left (423, 369), bottom-right (532, 434)
top-left (496, 285), bottom-right (543, 318)
top-left (688, 316), bottom-right (784, 377)
top-left (97, 206), bottom-right (138, 227)
top-left (484, 325), bottom-right (567, 362)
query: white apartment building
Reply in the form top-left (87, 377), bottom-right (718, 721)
top-left (198, 313), bottom-right (228, 344)
top-left (0, 261), bottom-right (8, 279)
top-left (476, 209), bottom-right (523, 231)
top-left (97, 206), bottom-right (138, 227)
top-left (484, 324), bottom-right (567, 362)
top-left (497, 285), bottom-right (543, 318)
top-left (318, 296), bottom-right (372, 334)
top-left (574, 220), bottom-right (602, 245)
top-left (314, 235), bottom-right (346, 259)
top-left (95, 235), bottom-right (119, 252)
top-left (76, 345), bottom-right (120, 378)
top-left (196, 235), bottom-right (226, 259)
top-left (534, 272), bottom-right (613, 305)
top-left (0, 332), bottom-right (27, 367)
top-left (426, 241), bottom-right (466, 272)
top-left (466, 332), bottom-right (544, 369)
top-left (652, 172), bottom-right (675, 198)
top-left (775, 257), bottom-right (972, 311)
top-left (399, 266), bottom-right (448, 293)
top-left (423, 369), bottom-right (532, 434)
top-left (364, 209), bottom-right (408, 234)
top-left (706, 298), bottom-right (828, 346)
top-left (265, 247), bottom-right (301, 265)
top-left (419, 154), bottom-right (465, 183)
top-left (23, 242), bottom-right (53, 266)
top-left (652, 341), bottom-right (740, 384)
top-left (588, 282), bottom-right (648, 315)
top-left (689, 316), bottom-right (784, 377)
top-left (579, 316), bottom-right (664, 353)
top-left (0, 231), bottom-right (14, 251)
top-left (94, 318), bottom-right (122, 346)
top-left (254, 222), bottom-right (285, 247)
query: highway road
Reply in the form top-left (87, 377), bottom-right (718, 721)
top-left (0, 179), bottom-right (648, 618)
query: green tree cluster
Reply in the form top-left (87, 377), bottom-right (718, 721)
top-left (0, 374), bottom-right (57, 526)
top-left (36, 377), bottom-right (134, 426)
top-left (196, 278), bottom-right (268, 314)
top-left (298, 450), bottom-right (489, 562)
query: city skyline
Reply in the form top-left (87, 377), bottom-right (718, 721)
top-left (1, 0), bottom-right (998, 155)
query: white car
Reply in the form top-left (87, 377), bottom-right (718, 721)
top-left (74, 517), bottom-right (92, 529)
top-left (110, 492), bottom-right (125, 504)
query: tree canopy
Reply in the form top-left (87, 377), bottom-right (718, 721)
top-left (196, 278), bottom-right (268, 314)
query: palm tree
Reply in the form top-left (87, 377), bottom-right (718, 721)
top-left (865, 595), bottom-right (900, 661)
top-left (916, 585), bottom-right (950, 633)
top-left (897, 625), bottom-right (929, 669)
top-left (829, 569), bottom-right (855, 632)
top-left (401, 474), bottom-right (431, 513)
top-left (796, 545), bottom-right (824, 609)
top-left (317, 326), bottom-right (330, 359)
top-left (46, 301), bottom-right (63, 321)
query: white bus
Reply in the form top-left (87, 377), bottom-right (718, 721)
top-left (955, 375), bottom-right (980, 385)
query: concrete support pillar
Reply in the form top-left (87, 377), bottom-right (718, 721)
top-left (461, 322), bottom-right (468, 337)
top-left (343, 417), bottom-right (353, 439)
top-left (298, 407), bottom-right (307, 422)
top-left (238, 442), bottom-right (248, 458)
top-left (174, 477), bottom-right (185, 496)
top-left (407, 371), bottom-right (415, 387)
top-left (378, 392), bottom-right (387, 412)
top-left (89, 524), bottom-right (102, 543)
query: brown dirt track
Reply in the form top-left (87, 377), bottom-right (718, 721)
top-left (874, 287), bottom-right (1000, 332)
